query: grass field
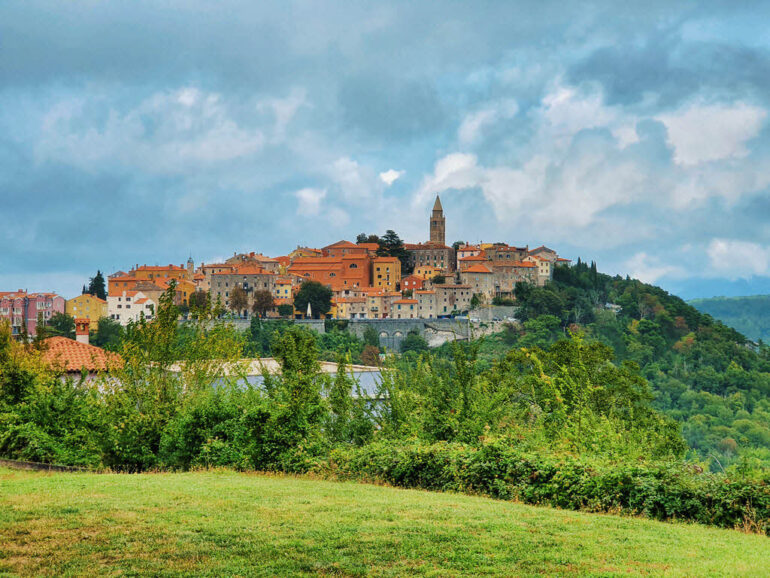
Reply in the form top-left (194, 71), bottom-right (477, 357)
top-left (1, 468), bottom-right (768, 576)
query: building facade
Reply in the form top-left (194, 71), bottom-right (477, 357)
top-left (373, 256), bottom-right (401, 292)
top-left (0, 290), bottom-right (65, 338)
top-left (66, 294), bottom-right (108, 328)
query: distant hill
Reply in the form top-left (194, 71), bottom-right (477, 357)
top-left (689, 294), bottom-right (770, 342)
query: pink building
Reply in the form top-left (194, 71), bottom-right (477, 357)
top-left (0, 290), bottom-right (66, 339)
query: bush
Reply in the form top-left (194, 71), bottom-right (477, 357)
top-left (323, 440), bottom-right (770, 534)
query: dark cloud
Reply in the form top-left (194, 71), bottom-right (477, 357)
top-left (2, 1), bottom-right (770, 298)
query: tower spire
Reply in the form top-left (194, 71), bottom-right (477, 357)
top-left (429, 195), bottom-right (446, 245)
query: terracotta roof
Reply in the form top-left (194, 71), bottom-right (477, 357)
top-left (463, 264), bottom-right (493, 274)
top-left (234, 265), bottom-right (271, 275)
top-left (134, 264), bottom-right (186, 271)
top-left (336, 297), bottom-right (367, 303)
top-left (556, 257), bottom-right (571, 262)
top-left (514, 261), bottom-right (537, 268)
top-left (42, 337), bottom-right (123, 373)
top-left (374, 256), bottom-right (399, 263)
top-left (275, 279), bottom-right (293, 285)
top-left (68, 294), bottom-right (107, 303)
top-left (357, 243), bottom-right (380, 251)
top-left (393, 299), bottom-right (418, 305)
top-left (405, 242), bottom-right (451, 250)
top-left (134, 298), bottom-right (150, 305)
top-left (324, 240), bottom-right (358, 249)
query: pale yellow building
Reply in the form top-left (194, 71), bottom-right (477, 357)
top-left (414, 265), bottom-right (442, 280)
top-left (66, 294), bottom-right (108, 328)
top-left (373, 257), bottom-right (401, 292)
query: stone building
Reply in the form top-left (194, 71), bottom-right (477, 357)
top-left (429, 195), bottom-right (446, 245)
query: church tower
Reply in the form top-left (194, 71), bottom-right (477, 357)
top-left (429, 195), bottom-right (446, 245)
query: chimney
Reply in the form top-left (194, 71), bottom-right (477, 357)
top-left (75, 318), bottom-right (90, 345)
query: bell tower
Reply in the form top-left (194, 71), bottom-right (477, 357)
top-left (429, 195), bottom-right (446, 245)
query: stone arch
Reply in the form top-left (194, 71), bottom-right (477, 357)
top-left (379, 331), bottom-right (389, 338)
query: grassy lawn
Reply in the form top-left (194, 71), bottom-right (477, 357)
top-left (0, 468), bottom-right (768, 576)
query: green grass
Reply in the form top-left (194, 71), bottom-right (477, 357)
top-left (0, 468), bottom-right (768, 576)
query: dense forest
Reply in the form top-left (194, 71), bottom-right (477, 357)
top-left (447, 262), bottom-right (770, 472)
top-left (690, 294), bottom-right (770, 343)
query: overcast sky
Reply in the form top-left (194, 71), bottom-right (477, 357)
top-left (3, 1), bottom-right (770, 299)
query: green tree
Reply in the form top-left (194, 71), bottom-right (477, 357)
top-left (91, 317), bottom-right (124, 350)
top-left (294, 281), bottom-right (333, 319)
top-left (377, 230), bottom-right (413, 274)
top-left (188, 290), bottom-right (208, 314)
top-left (87, 271), bottom-right (107, 300)
top-left (356, 233), bottom-right (380, 244)
top-left (251, 290), bottom-right (275, 318)
top-left (363, 325), bottom-right (380, 348)
top-left (228, 285), bottom-right (248, 317)
top-left (47, 312), bottom-right (75, 339)
top-left (401, 330), bottom-right (429, 354)
top-left (277, 303), bottom-right (295, 318)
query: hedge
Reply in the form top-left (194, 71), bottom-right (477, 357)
top-left (321, 441), bottom-right (770, 534)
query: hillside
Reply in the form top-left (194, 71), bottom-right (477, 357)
top-left (690, 295), bottom-right (770, 343)
top-left (2, 468), bottom-right (769, 576)
top-left (445, 263), bottom-right (770, 471)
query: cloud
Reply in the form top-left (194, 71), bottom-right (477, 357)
top-left (623, 252), bottom-right (684, 284)
top-left (379, 168), bottom-right (404, 186)
top-left (658, 102), bottom-right (767, 166)
top-left (295, 187), bottom-right (327, 216)
top-left (34, 88), bottom-right (265, 174)
top-left (707, 238), bottom-right (770, 279)
top-left (458, 99), bottom-right (518, 145)
top-left (329, 157), bottom-right (383, 202)
top-left (256, 87), bottom-right (308, 140)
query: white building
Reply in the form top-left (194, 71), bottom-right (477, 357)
top-left (108, 290), bottom-right (157, 326)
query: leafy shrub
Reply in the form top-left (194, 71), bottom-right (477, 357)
top-left (324, 440), bottom-right (770, 534)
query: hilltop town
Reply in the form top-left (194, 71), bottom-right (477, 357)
top-left (1, 196), bottom-right (570, 338)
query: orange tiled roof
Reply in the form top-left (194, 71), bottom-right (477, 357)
top-left (324, 240), bottom-right (358, 249)
top-left (42, 337), bottom-right (123, 373)
top-left (109, 275), bottom-right (138, 283)
top-left (134, 264), bottom-right (186, 272)
top-left (393, 299), bottom-right (418, 305)
top-left (463, 264), bottom-right (493, 274)
top-left (357, 243), bottom-right (380, 251)
top-left (513, 261), bottom-right (537, 268)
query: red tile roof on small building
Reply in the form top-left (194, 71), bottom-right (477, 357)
top-left (42, 337), bottom-right (123, 373)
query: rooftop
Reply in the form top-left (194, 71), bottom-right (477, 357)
top-left (42, 337), bottom-right (123, 373)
